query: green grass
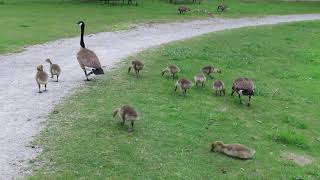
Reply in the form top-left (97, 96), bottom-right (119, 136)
top-left (1, 0), bottom-right (320, 54)
top-left (29, 21), bottom-right (320, 179)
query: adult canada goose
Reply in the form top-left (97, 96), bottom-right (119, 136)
top-left (211, 141), bottom-right (255, 160)
top-left (231, 77), bottom-right (254, 106)
top-left (35, 65), bottom-right (48, 93)
top-left (113, 105), bottom-right (139, 132)
top-left (76, 21), bottom-right (104, 81)
top-left (45, 58), bottom-right (61, 82)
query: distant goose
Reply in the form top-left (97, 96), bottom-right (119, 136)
top-left (35, 65), bottom-right (48, 93)
top-left (45, 58), bottom-right (61, 82)
top-left (76, 21), bottom-right (104, 81)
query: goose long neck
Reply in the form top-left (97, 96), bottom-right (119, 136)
top-left (80, 25), bottom-right (85, 48)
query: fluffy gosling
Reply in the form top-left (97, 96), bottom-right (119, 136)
top-left (213, 80), bottom-right (225, 96)
top-left (162, 64), bottom-right (180, 79)
top-left (45, 58), bottom-right (61, 82)
top-left (178, 5), bottom-right (191, 14)
top-left (201, 65), bottom-right (221, 79)
top-left (194, 72), bottom-right (206, 87)
top-left (128, 60), bottom-right (144, 77)
top-left (211, 141), bottom-right (255, 160)
top-left (35, 65), bottom-right (49, 93)
top-left (231, 77), bottom-right (254, 106)
top-left (113, 105), bottom-right (139, 132)
top-left (175, 78), bottom-right (193, 96)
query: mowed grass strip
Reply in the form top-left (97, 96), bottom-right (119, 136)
top-left (1, 0), bottom-right (320, 54)
top-left (30, 21), bottom-right (320, 179)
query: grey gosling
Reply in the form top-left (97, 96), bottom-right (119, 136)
top-left (35, 65), bottom-right (49, 93)
top-left (211, 141), bottom-right (255, 160)
top-left (201, 65), bottom-right (221, 79)
top-left (231, 77), bottom-right (255, 106)
top-left (175, 78), bottom-right (193, 96)
top-left (162, 64), bottom-right (180, 79)
top-left (76, 21), bottom-right (104, 81)
top-left (113, 105), bottom-right (139, 132)
top-left (194, 72), bottom-right (206, 87)
top-left (128, 60), bottom-right (144, 77)
top-left (178, 5), bottom-right (191, 14)
top-left (45, 58), bottom-right (61, 82)
top-left (213, 80), bottom-right (225, 96)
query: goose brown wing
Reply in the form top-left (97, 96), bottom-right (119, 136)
top-left (234, 78), bottom-right (254, 91)
top-left (77, 48), bottom-right (102, 69)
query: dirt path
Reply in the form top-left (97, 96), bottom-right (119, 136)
top-left (1, 14), bottom-right (320, 179)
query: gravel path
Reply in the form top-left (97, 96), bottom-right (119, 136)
top-left (1, 14), bottom-right (320, 179)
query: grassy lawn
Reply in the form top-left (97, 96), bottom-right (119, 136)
top-left (29, 21), bottom-right (320, 179)
top-left (1, 0), bottom-right (320, 54)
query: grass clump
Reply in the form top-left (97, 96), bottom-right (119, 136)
top-left (271, 130), bottom-right (308, 148)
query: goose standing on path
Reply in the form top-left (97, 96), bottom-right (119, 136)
top-left (35, 65), bottom-right (48, 93)
top-left (76, 21), bottom-right (104, 81)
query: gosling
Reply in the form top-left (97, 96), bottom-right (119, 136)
top-left (201, 65), bottom-right (221, 79)
top-left (213, 80), bottom-right (225, 96)
top-left (178, 5), bottom-right (191, 14)
top-left (45, 58), bottom-right (61, 82)
top-left (175, 78), bottom-right (193, 96)
top-left (35, 65), bottom-right (49, 93)
top-left (113, 105), bottom-right (139, 132)
top-left (128, 60), bottom-right (144, 77)
top-left (194, 72), bottom-right (206, 87)
top-left (231, 77), bottom-right (255, 106)
top-left (162, 64), bottom-right (180, 79)
top-left (211, 141), bottom-right (255, 160)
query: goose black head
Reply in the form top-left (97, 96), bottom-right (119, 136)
top-left (77, 21), bottom-right (85, 28)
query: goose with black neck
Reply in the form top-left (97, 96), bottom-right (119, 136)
top-left (76, 21), bottom-right (104, 81)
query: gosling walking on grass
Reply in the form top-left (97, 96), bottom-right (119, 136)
top-left (194, 72), bottom-right (206, 87)
top-left (45, 58), bottom-right (61, 82)
top-left (201, 65), bottom-right (221, 79)
top-left (35, 65), bottom-right (48, 93)
top-left (113, 105), bottom-right (139, 132)
top-left (213, 80), bottom-right (225, 96)
top-left (162, 64), bottom-right (180, 79)
top-left (175, 78), bottom-right (193, 96)
top-left (128, 60), bottom-right (144, 78)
